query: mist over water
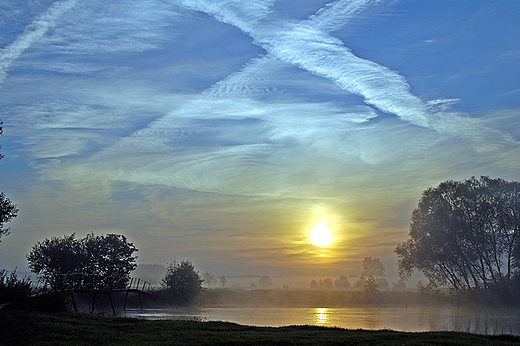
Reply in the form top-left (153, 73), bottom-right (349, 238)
top-left (123, 305), bottom-right (520, 336)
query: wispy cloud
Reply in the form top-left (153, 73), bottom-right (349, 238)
top-left (1, 0), bottom-right (519, 276)
top-left (31, 0), bottom-right (518, 200)
top-left (0, 0), bottom-right (77, 84)
top-left (177, 0), bottom-right (518, 151)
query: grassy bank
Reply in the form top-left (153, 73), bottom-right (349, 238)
top-left (1, 310), bottom-right (519, 346)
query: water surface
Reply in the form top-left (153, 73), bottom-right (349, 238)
top-left (123, 305), bottom-right (520, 335)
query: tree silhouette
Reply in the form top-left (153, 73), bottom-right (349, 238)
top-left (202, 271), bottom-right (217, 288)
top-left (334, 275), bottom-right (350, 290)
top-left (309, 280), bottom-right (319, 289)
top-left (27, 233), bottom-right (137, 290)
top-left (161, 260), bottom-right (202, 304)
top-left (0, 122), bottom-right (18, 244)
top-left (396, 176), bottom-right (520, 300)
top-left (219, 275), bottom-right (227, 288)
top-left (258, 275), bottom-right (272, 289)
top-left (362, 256), bottom-right (385, 278)
top-left (318, 278), bottom-right (334, 289)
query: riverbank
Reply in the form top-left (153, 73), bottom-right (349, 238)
top-left (1, 310), bottom-right (519, 346)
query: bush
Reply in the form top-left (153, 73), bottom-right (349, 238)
top-left (160, 260), bottom-right (202, 305)
top-left (0, 269), bottom-right (33, 307)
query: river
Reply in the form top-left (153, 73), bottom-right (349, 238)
top-left (122, 305), bottom-right (520, 335)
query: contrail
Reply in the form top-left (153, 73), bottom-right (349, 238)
top-left (176, 0), bottom-right (518, 147)
top-left (0, 0), bottom-right (78, 85)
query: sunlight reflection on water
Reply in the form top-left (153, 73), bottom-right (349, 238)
top-left (123, 305), bottom-right (520, 335)
top-left (315, 307), bottom-right (328, 325)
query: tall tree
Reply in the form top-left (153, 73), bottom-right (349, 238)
top-left (27, 233), bottom-right (138, 290)
top-left (395, 176), bottom-right (520, 299)
top-left (0, 122), bottom-right (18, 244)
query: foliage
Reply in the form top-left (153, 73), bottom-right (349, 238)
top-left (309, 280), bottom-right (319, 289)
top-left (334, 275), bottom-right (350, 290)
top-left (195, 287), bottom-right (448, 307)
top-left (0, 122), bottom-right (18, 244)
top-left (396, 176), bottom-right (520, 301)
top-left (363, 276), bottom-right (379, 294)
top-left (202, 271), bottom-right (217, 288)
top-left (258, 275), bottom-right (272, 289)
top-left (318, 278), bottom-right (334, 289)
top-left (26, 233), bottom-right (138, 290)
top-left (81, 233), bottom-right (138, 288)
top-left (3, 310), bottom-right (519, 346)
top-left (362, 256), bottom-right (386, 278)
top-left (352, 276), bottom-right (365, 290)
top-left (392, 279), bottom-right (406, 291)
top-left (219, 275), bottom-right (227, 288)
top-left (161, 260), bottom-right (202, 305)
top-left (0, 193), bottom-right (18, 243)
top-left (0, 269), bottom-right (33, 306)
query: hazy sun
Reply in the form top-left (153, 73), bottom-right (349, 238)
top-left (310, 222), bottom-right (334, 246)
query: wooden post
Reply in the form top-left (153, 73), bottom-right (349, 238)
top-left (123, 290), bottom-right (129, 311)
top-left (70, 291), bottom-right (78, 312)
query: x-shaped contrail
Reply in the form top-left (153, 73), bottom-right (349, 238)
top-left (176, 0), bottom-right (516, 148)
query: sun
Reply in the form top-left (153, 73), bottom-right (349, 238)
top-left (310, 222), bottom-right (334, 246)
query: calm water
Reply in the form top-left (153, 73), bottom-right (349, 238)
top-left (122, 305), bottom-right (520, 335)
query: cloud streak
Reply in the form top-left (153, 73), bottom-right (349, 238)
top-left (0, 0), bottom-right (77, 84)
top-left (177, 0), bottom-right (518, 149)
top-left (34, 0), bottom-right (517, 200)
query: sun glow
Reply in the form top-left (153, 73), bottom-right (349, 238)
top-left (310, 222), bottom-right (334, 246)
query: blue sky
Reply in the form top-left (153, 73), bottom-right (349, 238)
top-left (1, 0), bottom-right (519, 285)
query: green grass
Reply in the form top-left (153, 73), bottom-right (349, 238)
top-left (1, 310), bottom-right (519, 346)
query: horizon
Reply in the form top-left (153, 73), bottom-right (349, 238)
top-left (1, 0), bottom-right (520, 284)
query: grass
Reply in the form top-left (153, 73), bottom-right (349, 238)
top-left (1, 310), bottom-right (519, 346)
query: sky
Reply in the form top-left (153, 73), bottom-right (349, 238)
top-left (1, 0), bottom-right (520, 287)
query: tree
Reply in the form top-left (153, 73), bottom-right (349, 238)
top-left (309, 280), bottom-right (319, 289)
top-left (334, 275), bottom-right (350, 290)
top-left (375, 278), bottom-right (389, 290)
top-left (81, 233), bottom-right (138, 288)
top-left (0, 122), bottom-right (18, 244)
top-left (0, 193), bottom-right (18, 244)
top-left (318, 277), bottom-right (334, 289)
top-left (353, 276), bottom-right (365, 290)
top-left (392, 279), bottom-right (406, 291)
top-left (161, 260), bottom-right (202, 304)
top-left (202, 271), bottom-right (217, 288)
top-left (258, 275), bottom-right (272, 289)
top-left (362, 256), bottom-right (385, 278)
top-left (219, 275), bottom-right (227, 288)
top-left (395, 177), bottom-right (520, 299)
top-left (27, 233), bottom-right (137, 290)
top-left (363, 276), bottom-right (379, 295)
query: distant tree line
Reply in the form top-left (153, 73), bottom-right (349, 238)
top-left (308, 257), bottom-right (403, 292)
top-left (396, 176), bottom-right (520, 303)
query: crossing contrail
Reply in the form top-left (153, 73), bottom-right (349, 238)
top-left (0, 0), bottom-right (77, 84)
